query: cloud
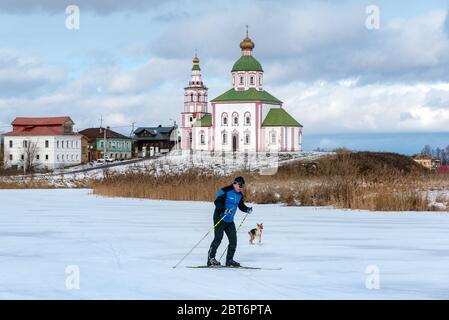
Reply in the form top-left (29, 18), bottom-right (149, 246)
top-left (274, 80), bottom-right (449, 134)
top-left (147, 2), bottom-right (449, 85)
top-left (424, 87), bottom-right (449, 109)
top-left (0, 54), bottom-right (187, 133)
top-left (0, 50), bottom-right (66, 97)
top-left (0, 0), bottom-right (177, 14)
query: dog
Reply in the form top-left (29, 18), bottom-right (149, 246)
top-left (248, 223), bottom-right (263, 244)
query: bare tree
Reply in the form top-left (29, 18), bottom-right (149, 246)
top-left (21, 140), bottom-right (39, 174)
top-left (421, 145), bottom-right (432, 155)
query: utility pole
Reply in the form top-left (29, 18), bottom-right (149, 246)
top-left (130, 122), bottom-right (136, 158)
top-left (99, 115), bottom-right (106, 160)
top-left (130, 122), bottom-right (136, 137)
top-left (103, 126), bottom-right (107, 160)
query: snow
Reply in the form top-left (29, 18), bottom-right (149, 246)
top-left (427, 190), bottom-right (449, 210)
top-left (1, 188), bottom-right (449, 299)
top-left (0, 151), bottom-right (330, 186)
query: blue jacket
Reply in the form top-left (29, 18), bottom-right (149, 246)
top-left (214, 185), bottom-right (250, 223)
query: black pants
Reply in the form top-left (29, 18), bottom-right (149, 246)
top-left (208, 212), bottom-right (237, 263)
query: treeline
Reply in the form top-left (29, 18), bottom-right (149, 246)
top-left (421, 145), bottom-right (449, 165)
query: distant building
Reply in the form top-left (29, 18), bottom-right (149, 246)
top-left (133, 125), bottom-right (178, 157)
top-left (81, 135), bottom-right (89, 164)
top-left (3, 117), bottom-right (82, 170)
top-left (413, 154), bottom-right (434, 170)
top-left (79, 127), bottom-right (132, 161)
top-left (432, 158), bottom-right (441, 170)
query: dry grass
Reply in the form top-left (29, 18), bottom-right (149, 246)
top-left (0, 180), bottom-right (56, 189)
top-left (93, 168), bottom-right (231, 201)
top-left (0, 175), bottom-right (92, 189)
top-left (92, 151), bottom-right (448, 212)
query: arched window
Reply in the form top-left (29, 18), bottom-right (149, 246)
top-left (232, 112), bottom-right (239, 126)
top-left (245, 134), bottom-right (250, 145)
top-left (200, 131), bottom-right (205, 145)
top-left (240, 76), bottom-right (244, 85)
top-left (250, 76), bottom-right (254, 85)
top-left (244, 112), bottom-right (251, 126)
top-left (222, 133), bottom-right (227, 145)
top-left (198, 93), bottom-right (201, 102)
top-left (191, 93), bottom-right (194, 102)
top-left (221, 113), bottom-right (228, 126)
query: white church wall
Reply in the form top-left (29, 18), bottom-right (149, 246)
top-left (192, 127), bottom-right (212, 151)
top-left (213, 102), bottom-right (258, 152)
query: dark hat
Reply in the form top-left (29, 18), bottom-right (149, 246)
top-left (233, 176), bottom-right (245, 185)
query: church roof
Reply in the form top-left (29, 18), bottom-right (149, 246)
top-left (192, 113), bottom-right (212, 127)
top-left (231, 56), bottom-right (263, 72)
top-left (262, 108), bottom-right (302, 127)
top-left (211, 88), bottom-right (282, 104)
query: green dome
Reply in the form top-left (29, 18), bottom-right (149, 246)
top-left (231, 56), bottom-right (263, 72)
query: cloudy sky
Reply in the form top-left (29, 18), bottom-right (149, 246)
top-left (1, 0), bottom-right (449, 154)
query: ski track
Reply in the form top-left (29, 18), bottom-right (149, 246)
top-left (0, 189), bottom-right (449, 299)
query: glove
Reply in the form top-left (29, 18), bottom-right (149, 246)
top-left (247, 207), bottom-right (253, 214)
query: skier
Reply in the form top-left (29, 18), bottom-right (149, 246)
top-left (207, 176), bottom-right (253, 267)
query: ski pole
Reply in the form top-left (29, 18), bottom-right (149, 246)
top-left (173, 215), bottom-right (226, 268)
top-left (218, 213), bottom-right (249, 263)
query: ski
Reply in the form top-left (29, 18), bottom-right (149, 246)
top-left (186, 265), bottom-right (282, 270)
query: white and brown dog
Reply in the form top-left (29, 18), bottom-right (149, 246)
top-left (248, 223), bottom-right (263, 244)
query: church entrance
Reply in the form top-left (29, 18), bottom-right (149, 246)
top-left (232, 135), bottom-right (238, 152)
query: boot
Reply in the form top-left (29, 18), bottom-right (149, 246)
top-left (207, 257), bottom-right (221, 267)
top-left (225, 259), bottom-right (240, 267)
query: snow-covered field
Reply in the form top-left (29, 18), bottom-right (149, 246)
top-left (1, 189), bottom-right (449, 299)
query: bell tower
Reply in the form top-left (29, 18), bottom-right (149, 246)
top-left (181, 52), bottom-right (208, 150)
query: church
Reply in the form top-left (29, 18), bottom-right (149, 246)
top-left (180, 32), bottom-right (303, 153)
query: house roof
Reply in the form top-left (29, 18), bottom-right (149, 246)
top-left (134, 126), bottom-right (175, 135)
top-left (413, 154), bottom-right (432, 160)
top-left (133, 126), bottom-right (176, 141)
top-left (12, 117), bottom-right (73, 126)
top-left (262, 108), bottom-right (302, 127)
top-left (4, 116), bottom-right (78, 136)
top-left (211, 88), bottom-right (282, 104)
top-left (231, 56), bottom-right (263, 72)
top-left (192, 113), bottom-right (212, 127)
top-left (79, 128), bottom-right (131, 140)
